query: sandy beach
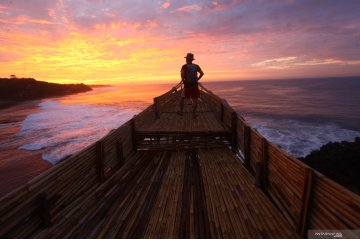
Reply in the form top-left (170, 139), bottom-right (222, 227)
top-left (0, 148), bottom-right (50, 197)
top-left (0, 100), bottom-right (51, 197)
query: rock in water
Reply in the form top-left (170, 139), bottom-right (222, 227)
top-left (300, 137), bottom-right (360, 195)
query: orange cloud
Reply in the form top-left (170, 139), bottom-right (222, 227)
top-left (1, 0), bottom-right (360, 84)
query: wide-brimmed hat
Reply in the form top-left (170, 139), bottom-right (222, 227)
top-left (184, 53), bottom-right (195, 60)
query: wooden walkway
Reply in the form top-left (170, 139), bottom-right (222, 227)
top-left (137, 99), bottom-right (227, 133)
top-left (136, 99), bottom-right (231, 151)
top-left (32, 149), bottom-right (297, 238)
top-left (1, 83), bottom-right (359, 238)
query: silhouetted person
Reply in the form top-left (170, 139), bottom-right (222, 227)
top-left (178, 53), bottom-right (204, 119)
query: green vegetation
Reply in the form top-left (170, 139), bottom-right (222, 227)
top-left (0, 78), bottom-right (92, 102)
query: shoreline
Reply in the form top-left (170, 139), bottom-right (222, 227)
top-left (0, 148), bottom-right (51, 197)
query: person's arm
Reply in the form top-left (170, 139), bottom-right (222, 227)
top-left (180, 65), bottom-right (186, 83)
top-left (197, 65), bottom-right (204, 81)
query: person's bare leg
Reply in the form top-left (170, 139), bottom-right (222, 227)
top-left (192, 98), bottom-right (198, 119)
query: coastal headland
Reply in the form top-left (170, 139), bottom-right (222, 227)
top-left (0, 78), bottom-right (92, 109)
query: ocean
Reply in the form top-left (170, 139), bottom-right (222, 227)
top-left (0, 77), bottom-right (360, 195)
top-left (206, 77), bottom-right (360, 157)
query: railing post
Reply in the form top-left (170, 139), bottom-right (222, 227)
top-left (255, 162), bottom-right (264, 189)
top-left (96, 140), bottom-right (105, 183)
top-left (37, 192), bottom-right (52, 228)
top-left (116, 141), bottom-right (124, 168)
top-left (153, 97), bottom-right (160, 119)
top-left (231, 111), bottom-right (238, 152)
top-left (131, 118), bottom-right (137, 151)
top-left (220, 103), bottom-right (224, 122)
top-left (244, 126), bottom-right (251, 170)
top-left (262, 138), bottom-right (269, 190)
top-left (298, 168), bottom-right (314, 238)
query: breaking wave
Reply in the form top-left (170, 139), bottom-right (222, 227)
top-left (18, 100), bottom-right (136, 164)
top-left (247, 116), bottom-right (360, 157)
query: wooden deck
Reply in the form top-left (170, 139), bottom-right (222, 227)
top-left (32, 149), bottom-right (297, 238)
top-left (138, 99), bottom-right (226, 133)
top-left (136, 98), bottom-right (231, 151)
top-left (1, 82), bottom-right (359, 239)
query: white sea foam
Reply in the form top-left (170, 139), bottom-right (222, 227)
top-left (18, 100), bottom-right (136, 164)
top-left (248, 117), bottom-right (360, 158)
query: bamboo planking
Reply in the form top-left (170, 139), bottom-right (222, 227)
top-left (133, 105), bottom-right (154, 126)
top-left (198, 149), bottom-right (297, 238)
top-left (101, 121), bottom-right (133, 171)
top-left (0, 144), bottom-right (98, 238)
top-left (32, 151), bottom-right (155, 238)
top-left (164, 97), bottom-right (214, 113)
top-left (28, 149), bottom-right (298, 238)
top-left (199, 91), bottom-right (222, 115)
top-left (137, 111), bottom-right (228, 133)
top-left (144, 151), bottom-right (186, 238)
top-left (1, 82), bottom-right (360, 238)
top-left (0, 119), bottom-right (135, 238)
top-left (309, 172), bottom-right (360, 230)
top-left (236, 118), bottom-right (246, 153)
top-left (266, 143), bottom-right (309, 229)
top-left (249, 128), bottom-right (263, 173)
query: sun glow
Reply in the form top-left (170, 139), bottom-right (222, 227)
top-left (1, 1), bottom-right (360, 84)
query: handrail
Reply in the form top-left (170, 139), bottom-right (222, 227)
top-left (156, 81), bottom-right (182, 101)
top-left (230, 99), bottom-right (360, 236)
top-left (198, 82), bottom-right (222, 102)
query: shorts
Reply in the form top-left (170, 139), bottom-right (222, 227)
top-left (182, 84), bottom-right (200, 99)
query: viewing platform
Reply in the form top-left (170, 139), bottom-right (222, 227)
top-left (0, 83), bottom-right (359, 238)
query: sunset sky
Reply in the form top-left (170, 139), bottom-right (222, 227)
top-left (1, 0), bottom-right (360, 84)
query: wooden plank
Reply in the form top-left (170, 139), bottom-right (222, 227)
top-left (37, 193), bottom-right (52, 228)
top-left (95, 141), bottom-right (105, 183)
top-left (153, 97), bottom-right (160, 119)
top-left (130, 117), bottom-right (137, 151)
top-left (231, 111), bottom-right (238, 152)
top-left (243, 126), bottom-right (251, 170)
top-left (297, 168), bottom-right (314, 237)
top-left (116, 141), bottom-right (124, 168)
top-left (255, 162), bottom-right (264, 189)
top-left (220, 102), bottom-right (224, 121)
top-left (260, 137), bottom-right (269, 191)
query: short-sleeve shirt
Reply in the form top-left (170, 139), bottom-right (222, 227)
top-left (181, 63), bottom-right (202, 86)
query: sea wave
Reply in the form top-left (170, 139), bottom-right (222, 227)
top-left (18, 100), bottom-right (136, 164)
top-left (248, 117), bottom-right (360, 157)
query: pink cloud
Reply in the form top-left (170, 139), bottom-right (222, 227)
top-left (0, 4), bottom-right (8, 12)
top-left (176, 4), bottom-right (202, 12)
top-left (0, 15), bottom-right (56, 25)
top-left (162, 1), bottom-right (170, 9)
top-left (0, 52), bottom-right (22, 62)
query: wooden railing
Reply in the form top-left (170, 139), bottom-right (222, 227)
top-left (0, 84), bottom-right (359, 238)
top-left (0, 82), bottom-right (166, 237)
top-left (0, 118), bottom-right (141, 238)
top-left (153, 81), bottom-right (182, 119)
top-left (201, 85), bottom-right (360, 237)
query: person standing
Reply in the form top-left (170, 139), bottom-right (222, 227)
top-left (178, 53), bottom-right (204, 119)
